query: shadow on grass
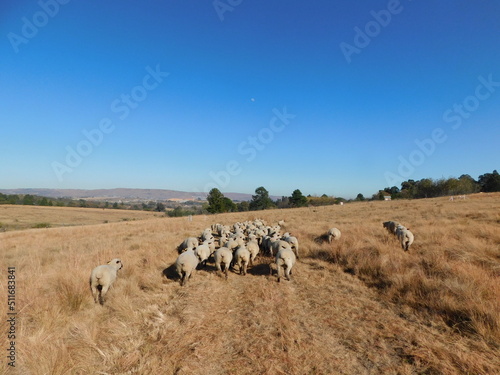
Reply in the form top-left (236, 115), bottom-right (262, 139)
top-left (162, 264), bottom-right (178, 280)
top-left (249, 262), bottom-right (271, 276)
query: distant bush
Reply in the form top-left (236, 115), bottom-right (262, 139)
top-left (167, 207), bottom-right (197, 217)
top-left (33, 222), bottom-right (51, 228)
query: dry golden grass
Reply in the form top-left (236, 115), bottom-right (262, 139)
top-left (0, 205), bottom-right (160, 231)
top-left (1, 193), bottom-right (499, 374)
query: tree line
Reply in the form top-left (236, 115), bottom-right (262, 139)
top-left (367, 170), bottom-right (500, 201)
top-left (206, 187), bottom-right (338, 214)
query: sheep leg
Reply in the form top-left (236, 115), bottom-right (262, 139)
top-left (99, 284), bottom-right (110, 305)
top-left (90, 284), bottom-right (99, 304)
top-left (242, 261), bottom-right (247, 276)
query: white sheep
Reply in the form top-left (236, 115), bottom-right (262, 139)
top-left (397, 226), bottom-right (414, 251)
top-left (201, 228), bottom-right (214, 242)
top-left (194, 243), bottom-right (211, 267)
top-left (275, 243), bottom-right (296, 282)
top-left (214, 247), bottom-right (233, 279)
top-left (233, 246), bottom-right (251, 275)
top-left (282, 234), bottom-right (299, 259)
top-left (327, 228), bottom-right (341, 243)
top-left (262, 232), bottom-right (280, 256)
top-left (177, 237), bottom-right (199, 253)
top-left (246, 239), bottom-right (260, 265)
top-left (175, 249), bottom-right (199, 286)
top-left (89, 258), bottom-right (123, 305)
top-left (271, 240), bottom-right (293, 258)
top-left (224, 239), bottom-right (240, 252)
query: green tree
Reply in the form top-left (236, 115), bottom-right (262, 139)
top-left (458, 174), bottom-right (480, 194)
top-left (22, 195), bottom-right (35, 205)
top-left (156, 202), bottom-right (166, 212)
top-left (355, 193), bottom-right (365, 201)
top-left (289, 189), bottom-right (308, 207)
top-left (237, 201), bottom-right (250, 211)
top-left (207, 188), bottom-right (226, 213)
top-left (249, 186), bottom-right (275, 211)
top-left (478, 170), bottom-right (500, 192)
top-left (222, 197), bottom-right (237, 212)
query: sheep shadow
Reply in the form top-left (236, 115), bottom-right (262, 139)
top-left (196, 263), bottom-right (217, 273)
top-left (162, 264), bottom-right (179, 281)
top-left (249, 262), bottom-right (272, 276)
top-left (313, 234), bottom-right (329, 244)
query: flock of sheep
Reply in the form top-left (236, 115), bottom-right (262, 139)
top-left (89, 218), bottom-right (413, 305)
top-left (174, 219), bottom-right (301, 285)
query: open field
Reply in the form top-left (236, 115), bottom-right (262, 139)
top-left (0, 205), bottom-right (161, 231)
top-left (1, 193), bottom-right (499, 374)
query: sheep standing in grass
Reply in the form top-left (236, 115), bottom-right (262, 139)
top-left (214, 247), bottom-right (233, 279)
top-left (327, 228), bottom-right (341, 243)
top-left (90, 258), bottom-right (123, 305)
top-left (396, 226), bottom-right (414, 251)
top-left (233, 246), bottom-right (251, 275)
top-left (177, 237), bottom-right (199, 254)
top-left (282, 234), bottom-right (299, 259)
top-left (194, 243), bottom-right (211, 268)
top-left (175, 249), bottom-right (199, 286)
top-left (275, 244), bottom-right (296, 282)
top-left (246, 239), bottom-right (260, 266)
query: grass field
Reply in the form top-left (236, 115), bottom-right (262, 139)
top-left (0, 205), bottom-right (160, 231)
top-left (1, 193), bottom-right (499, 374)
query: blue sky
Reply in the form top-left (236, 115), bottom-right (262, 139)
top-left (1, 0), bottom-right (499, 199)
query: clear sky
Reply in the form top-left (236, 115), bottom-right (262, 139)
top-left (1, 1), bottom-right (499, 199)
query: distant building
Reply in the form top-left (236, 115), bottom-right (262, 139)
top-left (384, 195), bottom-right (391, 201)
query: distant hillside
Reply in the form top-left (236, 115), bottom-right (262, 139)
top-left (0, 188), bottom-right (258, 202)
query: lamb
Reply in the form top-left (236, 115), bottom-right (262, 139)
top-left (214, 247), bottom-right (233, 279)
top-left (275, 243), bottom-right (296, 282)
top-left (177, 237), bottom-right (199, 254)
top-left (282, 234), bottom-right (299, 259)
top-left (89, 258), bottom-right (123, 305)
top-left (327, 227), bottom-right (341, 243)
top-left (233, 246), bottom-right (251, 275)
top-left (396, 226), bottom-right (414, 251)
top-left (175, 249), bottom-right (199, 286)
